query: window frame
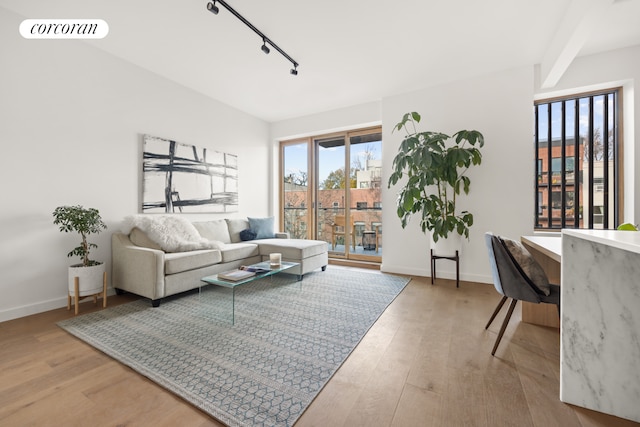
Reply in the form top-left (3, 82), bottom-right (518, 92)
top-left (534, 88), bottom-right (622, 231)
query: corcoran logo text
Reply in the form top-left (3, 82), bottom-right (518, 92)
top-left (20, 19), bottom-right (109, 39)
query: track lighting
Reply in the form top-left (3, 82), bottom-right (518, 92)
top-left (206, 1), bottom-right (219, 15)
top-left (261, 38), bottom-right (270, 55)
top-left (206, 0), bottom-right (299, 75)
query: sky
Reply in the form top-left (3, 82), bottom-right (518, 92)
top-left (537, 94), bottom-right (614, 141)
top-left (283, 140), bottom-right (382, 185)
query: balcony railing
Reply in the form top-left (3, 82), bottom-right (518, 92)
top-left (283, 207), bottom-right (382, 255)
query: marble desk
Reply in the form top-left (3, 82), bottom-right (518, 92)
top-left (561, 229), bottom-right (640, 423)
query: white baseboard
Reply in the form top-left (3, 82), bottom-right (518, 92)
top-left (380, 263), bottom-right (429, 277)
top-left (0, 289), bottom-right (116, 323)
top-left (0, 297), bottom-right (68, 323)
top-left (380, 263), bottom-right (493, 285)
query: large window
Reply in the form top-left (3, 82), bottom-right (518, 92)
top-left (534, 89), bottom-right (620, 230)
top-left (280, 127), bottom-right (383, 262)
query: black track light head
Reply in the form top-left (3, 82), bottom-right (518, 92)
top-left (205, 0), bottom-right (299, 75)
top-left (207, 2), bottom-right (219, 15)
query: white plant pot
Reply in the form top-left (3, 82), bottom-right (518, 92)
top-left (68, 262), bottom-right (105, 297)
top-left (429, 231), bottom-right (463, 257)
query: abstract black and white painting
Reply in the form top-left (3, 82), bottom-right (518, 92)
top-left (142, 135), bottom-right (238, 213)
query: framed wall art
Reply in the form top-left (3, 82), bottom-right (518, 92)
top-left (142, 134), bottom-right (238, 213)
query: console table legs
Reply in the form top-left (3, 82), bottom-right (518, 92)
top-left (430, 249), bottom-right (460, 288)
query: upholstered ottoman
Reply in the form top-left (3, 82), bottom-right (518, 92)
top-left (255, 239), bottom-right (329, 279)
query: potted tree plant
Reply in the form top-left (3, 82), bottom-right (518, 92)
top-left (387, 112), bottom-right (484, 251)
top-left (52, 205), bottom-right (108, 313)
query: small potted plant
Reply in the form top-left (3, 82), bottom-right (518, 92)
top-left (387, 112), bottom-right (484, 250)
top-left (53, 205), bottom-right (107, 312)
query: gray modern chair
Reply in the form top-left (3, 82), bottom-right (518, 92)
top-left (484, 232), bottom-right (560, 356)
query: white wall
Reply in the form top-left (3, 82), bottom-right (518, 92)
top-left (382, 66), bottom-right (535, 281)
top-left (0, 8), bottom-right (270, 322)
top-left (269, 101), bottom-right (382, 141)
top-left (534, 44), bottom-right (640, 225)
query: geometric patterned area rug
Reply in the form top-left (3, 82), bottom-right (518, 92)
top-left (58, 268), bottom-right (410, 427)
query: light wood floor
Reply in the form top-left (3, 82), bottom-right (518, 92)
top-left (1, 271), bottom-right (637, 427)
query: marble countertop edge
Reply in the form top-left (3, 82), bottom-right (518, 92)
top-left (562, 229), bottom-right (640, 254)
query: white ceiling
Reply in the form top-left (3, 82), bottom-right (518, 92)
top-left (3, 0), bottom-right (640, 122)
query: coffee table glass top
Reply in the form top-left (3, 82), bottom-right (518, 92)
top-left (201, 261), bottom-right (299, 288)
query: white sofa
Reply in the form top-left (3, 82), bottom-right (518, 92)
top-left (111, 217), bottom-right (328, 307)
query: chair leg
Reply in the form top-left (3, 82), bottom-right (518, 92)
top-left (491, 298), bottom-right (518, 356)
top-left (485, 295), bottom-right (508, 329)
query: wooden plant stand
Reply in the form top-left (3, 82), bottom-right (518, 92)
top-left (430, 249), bottom-right (460, 288)
top-left (67, 271), bottom-right (108, 315)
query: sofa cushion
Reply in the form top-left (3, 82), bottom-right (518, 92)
top-left (219, 242), bottom-right (260, 263)
top-left (248, 216), bottom-right (275, 239)
top-left (226, 218), bottom-right (250, 243)
top-left (164, 249), bottom-right (222, 275)
top-left (256, 238), bottom-right (328, 260)
top-left (129, 227), bottom-right (163, 250)
top-left (193, 220), bottom-right (231, 244)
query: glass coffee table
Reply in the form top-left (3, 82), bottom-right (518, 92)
top-left (200, 261), bottom-right (299, 325)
